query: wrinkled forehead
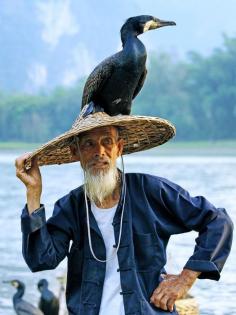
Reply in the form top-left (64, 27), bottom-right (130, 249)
top-left (79, 126), bottom-right (119, 139)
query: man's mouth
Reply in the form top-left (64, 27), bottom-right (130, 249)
top-left (92, 162), bottom-right (109, 168)
top-left (87, 159), bottom-right (110, 169)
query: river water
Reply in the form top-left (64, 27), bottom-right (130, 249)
top-left (0, 151), bottom-right (235, 315)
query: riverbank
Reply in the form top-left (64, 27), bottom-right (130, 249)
top-left (150, 140), bottom-right (236, 156)
top-left (1, 140), bottom-right (236, 156)
top-left (0, 142), bottom-right (40, 150)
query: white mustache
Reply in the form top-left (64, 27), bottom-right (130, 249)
top-left (86, 157), bottom-right (111, 168)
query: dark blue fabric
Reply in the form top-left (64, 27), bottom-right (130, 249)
top-left (21, 173), bottom-right (233, 315)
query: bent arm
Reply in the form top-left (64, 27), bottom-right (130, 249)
top-left (21, 193), bottom-right (78, 272)
top-left (183, 205), bottom-right (233, 280)
top-left (16, 153), bottom-right (79, 272)
top-left (149, 176), bottom-right (233, 311)
top-left (158, 178), bottom-right (234, 280)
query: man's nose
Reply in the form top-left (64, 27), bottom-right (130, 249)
top-left (93, 143), bottom-right (105, 158)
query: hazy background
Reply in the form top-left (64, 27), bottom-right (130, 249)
top-left (0, 0), bottom-right (236, 144)
top-left (1, 0), bottom-right (236, 92)
top-left (0, 1), bottom-right (236, 315)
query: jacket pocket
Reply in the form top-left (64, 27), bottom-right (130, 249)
top-left (67, 243), bottom-right (83, 276)
top-left (133, 232), bottom-right (162, 271)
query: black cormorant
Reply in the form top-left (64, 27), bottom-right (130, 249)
top-left (37, 279), bottom-right (59, 315)
top-left (4, 280), bottom-right (44, 315)
top-left (81, 15), bottom-right (176, 116)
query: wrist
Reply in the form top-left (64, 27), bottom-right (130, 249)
top-left (26, 187), bottom-right (41, 199)
top-left (26, 189), bottom-right (41, 214)
top-left (180, 269), bottom-right (201, 287)
top-left (27, 201), bottom-right (41, 214)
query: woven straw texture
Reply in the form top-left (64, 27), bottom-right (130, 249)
top-left (176, 297), bottom-right (199, 315)
top-left (25, 111), bottom-right (175, 167)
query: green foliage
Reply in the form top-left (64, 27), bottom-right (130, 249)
top-left (0, 84), bottom-right (84, 142)
top-left (134, 35), bottom-right (236, 140)
top-left (0, 36), bottom-right (236, 142)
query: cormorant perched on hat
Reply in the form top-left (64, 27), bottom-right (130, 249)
top-left (81, 15), bottom-right (176, 116)
top-left (3, 280), bottom-right (44, 315)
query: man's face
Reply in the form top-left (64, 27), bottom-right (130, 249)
top-left (70, 126), bottom-right (124, 174)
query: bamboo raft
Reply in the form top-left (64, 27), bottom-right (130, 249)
top-left (175, 294), bottom-right (199, 315)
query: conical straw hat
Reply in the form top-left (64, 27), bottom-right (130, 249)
top-left (25, 107), bottom-right (176, 168)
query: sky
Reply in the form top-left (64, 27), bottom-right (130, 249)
top-left (36, 0), bottom-right (236, 55)
top-left (0, 0), bottom-right (236, 92)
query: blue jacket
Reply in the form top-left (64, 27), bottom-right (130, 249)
top-left (21, 173), bottom-right (233, 315)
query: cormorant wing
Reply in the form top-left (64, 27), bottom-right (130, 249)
top-left (39, 295), bottom-right (60, 315)
top-left (81, 53), bottom-right (119, 108)
top-left (132, 68), bottom-right (147, 99)
top-left (16, 299), bottom-right (44, 315)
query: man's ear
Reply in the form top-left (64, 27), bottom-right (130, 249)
top-left (117, 138), bottom-right (124, 157)
top-left (69, 144), bottom-right (81, 162)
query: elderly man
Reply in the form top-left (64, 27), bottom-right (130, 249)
top-left (16, 109), bottom-right (233, 315)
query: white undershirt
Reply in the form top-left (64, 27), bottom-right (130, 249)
top-left (91, 202), bottom-right (125, 315)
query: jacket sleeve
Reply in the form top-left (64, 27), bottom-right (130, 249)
top-left (150, 176), bottom-right (234, 280)
top-left (21, 192), bottom-right (78, 272)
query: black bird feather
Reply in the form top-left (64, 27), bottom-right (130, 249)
top-left (38, 279), bottom-right (59, 315)
top-left (81, 15), bottom-right (176, 116)
top-left (4, 280), bottom-right (44, 315)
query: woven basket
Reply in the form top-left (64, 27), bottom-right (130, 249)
top-left (175, 296), bottom-right (199, 315)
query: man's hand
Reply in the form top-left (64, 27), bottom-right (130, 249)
top-left (15, 153), bottom-right (42, 214)
top-left (150, 269), bottom-right (201, 312)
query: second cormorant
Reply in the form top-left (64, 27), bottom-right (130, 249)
top-left (37, 279), bottom-right (59, 315)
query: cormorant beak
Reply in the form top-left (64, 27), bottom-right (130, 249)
top-left (159, 20), bottom-right (176, 27)
top-left (144, 19), bottom-right (176, 32)
top-left (3, 280), bottom-right (13, 286)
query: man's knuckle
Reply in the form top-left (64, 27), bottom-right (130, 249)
top-left (167, 298), bottom-right (175, 306)
top-left (172, 292), bottom-right (178, 300)
top-left (153, 289), bottom-right (159, 295)
top-left (153, 300), bottom-right (160, 307)
top-left (161, 282), bottom-right (167, 289)
top-left (153, 296), bottom-right (159, 304)
top-left (160, 300), bottom-right (167, 309)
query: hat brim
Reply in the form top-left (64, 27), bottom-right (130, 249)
top-left (25, 112), bottom-right (176, 168)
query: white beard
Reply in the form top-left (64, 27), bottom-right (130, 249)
top-left (84, 165), bottom-right (118, 206)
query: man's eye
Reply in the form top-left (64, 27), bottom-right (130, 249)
top-left (103, 138), bottom-right (113, 145)
top-left (82, 140), bottom-right (94, 148)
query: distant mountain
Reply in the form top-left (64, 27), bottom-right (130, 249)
top-left (0, 0), bottom-right (235, 93)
